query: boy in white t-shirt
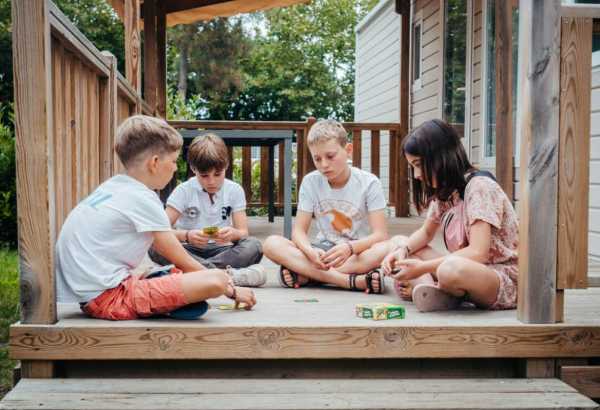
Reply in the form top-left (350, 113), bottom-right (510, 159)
top-left (56, 115), bottom-right (256, 320)
top-left (149, 133), bottom-right (266, 287)
top-left (263, 119), bottom-right (395, 293)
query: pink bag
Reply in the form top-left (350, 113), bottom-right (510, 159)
top-left (441, 201), bottom-right (468, 252)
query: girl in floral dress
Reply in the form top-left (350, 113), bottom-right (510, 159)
top-left (381, 119), bottom-right (519, 312)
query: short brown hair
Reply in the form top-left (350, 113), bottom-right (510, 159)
top-left (307, 119), bottom-right (348, 147)
top-left (115, 115), bottom-right (182, 167)
top-left (187, 133), bottom-right (229, 173)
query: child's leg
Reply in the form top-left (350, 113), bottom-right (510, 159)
top-left (149, 246), bottom-right (217, 269)
top-left (263, 235), bottom-right (381, 291)
top-left (179, 269), bottom-right (230, 303)
top-left (336, 240), bottom-right (396, 275)
top-left (435, 256), bottom-right (499, 308)
top-left (204, 237), bottom-right (263, 268)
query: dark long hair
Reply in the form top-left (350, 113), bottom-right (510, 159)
top-left (402, 119), bottom-right (475, 213)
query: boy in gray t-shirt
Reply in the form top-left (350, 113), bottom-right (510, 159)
top-left (263, 119), bottom-right (396, 293)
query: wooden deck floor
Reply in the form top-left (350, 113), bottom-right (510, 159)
top-left (9, 217), bottom-right (600, 361)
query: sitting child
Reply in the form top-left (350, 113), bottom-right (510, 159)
top-left (264, 119), bottom-right (395, 293)
top-left (149, 133), bottom-right (266, 287)
top-left (381, 119), bottom-right (518, 312)
top-left (56, 115), bottom-right (256, 320)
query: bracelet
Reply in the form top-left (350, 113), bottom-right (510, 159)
top-left (226, 284), bottom-right (237, 301)
top-left (185, 230), bottom-right (190, 243)
top-left (346, 241), bottom-right (355, 255)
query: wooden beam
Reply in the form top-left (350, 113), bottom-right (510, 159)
top-left (521, 359), bottom-right (556, 378)
top-left (561, 366), bottom-right (600, 399)
top-left (397, 8), bottom-right (410, 217)
top-left (12, 0), bottom-right (57, 325)
top-left (495, 0), bottom-right (514, 200)
top-left (260, 146), bottom-right (269, 203)
top-left (163, 0), bottom-right (231, 14)
top-left (124, 0), bottom-right (141, 93)
top-left (370, 130), bottom-right (380, 177)
top-left (142, 0), bottom-right (157, 114)
top-left (156, 1), bottom-right (167, 118)
top-left (21, 361), bottom-right (54, 378)
top-left (100, 52), bottom-right (118, 182)
top-left (352, 130), bottom-right (362, 168)
top-left (303, 117), bottom-right (316, 175)
top-left (561, 4), bottom-right (600, 19)
top-left (557, 17), bottom-right (592, 290)
top-left (242, 147), bottom-right (252, 201)
top-left (516, 0), bottom-right (562, 324)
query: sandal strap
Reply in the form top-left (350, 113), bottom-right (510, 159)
top-left (348, 274), bottom-right (359, 291)
top-left (279, 266), bottom-right (298, 288)
top-left (365, 269), bottom-right (382, 294)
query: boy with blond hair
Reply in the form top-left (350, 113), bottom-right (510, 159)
top-left (150, 133), bottom-right (265, 287)
top-left (263, 119), bottom-right (393, 293)
top-left (56, 115), bottom-right (256, 320)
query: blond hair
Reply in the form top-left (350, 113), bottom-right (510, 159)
top-left (187, 133), bottom-right (229, 173)
top-left (115, 115), bottom-right (182, 167)
top-left (307, 119), bottom-right (348, 147)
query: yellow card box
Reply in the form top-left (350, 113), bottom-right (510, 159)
top-left (203, 226), bottom-right (219, 236)
top-left (355, 303), bottom-right (405, 320)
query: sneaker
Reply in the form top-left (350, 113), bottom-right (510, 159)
top-left (226, 264), bottom-right (267, 287)
top-left (412, 283), bottom-right (462, 312)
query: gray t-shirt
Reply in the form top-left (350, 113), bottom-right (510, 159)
top-left (56, 174), bottom-right (171, 303)
top-left (297, 167), bottom-right (387, 243)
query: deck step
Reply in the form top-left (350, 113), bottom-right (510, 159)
top-left (1, 378), bottom-right (597, 409)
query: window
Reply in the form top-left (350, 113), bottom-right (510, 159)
top-left (443, 0), bottom-right (468, 139)
top-left (413, 22), bottom-right (422, 89)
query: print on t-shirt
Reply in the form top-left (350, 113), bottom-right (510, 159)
top-left (315, 199), bottom-right (363, 241)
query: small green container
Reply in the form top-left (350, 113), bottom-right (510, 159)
top-left (355, 303), bottom-right (405, 320)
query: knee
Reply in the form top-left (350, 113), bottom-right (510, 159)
top-left (436, 256), bottom-right (465, 291)
top-left (205, 269), bottom-right (230, 296)
top-left (244, 236), bottom-right (263, 254)
top-left (263, 235), bottom-right (284, 257)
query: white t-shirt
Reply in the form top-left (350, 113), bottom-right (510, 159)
top-left (297, 167), bottom-right (387, 243)
top-left (167, 177), bottom-right (246, 230)
top-left (56, 174), bottom-right (171, 303)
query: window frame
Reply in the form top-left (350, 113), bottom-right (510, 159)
top-left (480, 0), bottom-right (496, 168)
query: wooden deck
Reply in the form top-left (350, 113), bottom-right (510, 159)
top-left (9, 217), bottom-right (600, 363)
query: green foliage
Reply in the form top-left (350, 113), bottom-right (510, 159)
top-left (0, 103), bottom-right (15, 248)
top-left (0, 248), bottom-right (18, 399)
top-left (0, 0), bottom-right (12, 120)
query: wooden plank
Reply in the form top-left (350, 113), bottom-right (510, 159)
top-left (242, 146), bottom-right (252, 201)
top-left (52, 40), bottom-right (65, 234)
top-left (155, 1), bottom-right (167, 118)
top-left (99, 52), bottom-right (118, 182)
top-left (557, 17), bottom-right (592, 290)
top-left (10, 323), bottom-right (600, 360)
top-left (66, 52), bottom-right (77, 209)
top-left (398, 8), bottom-right (410, 217)
top-left (370, 130), bottom-right (380, 177)
top-left (561, 4), bottom-right (600, 19)
top-left (352, 129), bottom-right (362, 168)
top-left (124, 0), bottom-right (141, 93)
top-left (516, 0), bottom-right (562, 324)
top-left (561, 366), bottom-right (600, 398)
top-left (168, 120), bottom-right (400, 132)
top-left (522, 359), bottom-right (556, 378)
top-left (20, 361), bottom-right (54, 378)
top-left (389, 131), bottom-right (398, 207)
top-left (89, 69), bottom-right (100, 191)
top-left (260, 146), bottom-right (269, 203)
top-left (225, 146), bottom-right (233, 180)
top-left (12, 0), bottom-right (57, 325)
top-left (495, 0), bottom-right (514, 201)
top-left (142, 0), bottom-right (157, 114)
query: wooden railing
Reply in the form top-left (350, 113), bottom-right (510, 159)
top-left (13, 0), bottom-right (150, 330)
top-left (168, 120), bottom-right (409, 217)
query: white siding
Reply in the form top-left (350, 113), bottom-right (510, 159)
top-left (589, 55), bottom-right (600, 262)
top-left (354, 0), bottom-right (401, 202)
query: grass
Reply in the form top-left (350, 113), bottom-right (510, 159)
top-left (0, 248), bottom-right (18, 399)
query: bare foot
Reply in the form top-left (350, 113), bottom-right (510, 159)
top-left (282, 268), bottom-right (311, 288)
top-left (394, 280), bottom-right (413, 301)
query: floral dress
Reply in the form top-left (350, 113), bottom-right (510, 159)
top-left (427, 176), bottom-right (519, 309)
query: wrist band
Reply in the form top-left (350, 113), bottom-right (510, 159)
top-left (185, 230), bottom-right (190, 243)
top-left (347, 241), bottom-right (354, 255)
top-left (227, 285), bottom-right (237, 301)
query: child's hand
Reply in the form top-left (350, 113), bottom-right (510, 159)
top-left (381, 248), bottom-right (408, 275)
top-left (321, 243), bottom-right (352, 268)
top-left (232, 286), bottom-right (256, 310)
top-left (214, 227), bottom-right (236, 244)
top-left (305, 248), bottom-right (327, 270)
top-left (389, 259), bottom-right (426, 281)
top-left (187, 229), bottom-right (211, 247)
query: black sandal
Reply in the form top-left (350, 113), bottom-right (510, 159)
top-left (278, 266), bottom-right (318, 288)
top-left (364, 269), bottom-right (385, 294)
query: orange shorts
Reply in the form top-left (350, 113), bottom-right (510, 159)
top-left (81, 271), bottom-right (189, 320)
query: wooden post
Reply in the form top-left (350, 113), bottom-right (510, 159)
top-left (397, 8), bottom-right (410, 217)
top-left (352, 129), bottom-right (362, 168)
top-left (495, 0), bottom-right (514, 200)
top-left (370, 130), bottom-right (380, 177)
top-left (100, 51), bottom-right (118, 182)
top-left (260, 146), bottom-right (269, 203)
top-left (557, 17), bottom-right (592, 290)
top-left (242, 147), bottom-right (252, 201)
top-left (142, 0), bottom-right (157, 113)
top-left (12, 0), bottom-right (56, 377)
top-left (278, 143), bottom-right (285, 206)
top-left (156, 1), bottom-right (167, 118)
top-left (516, 0), bottom-right (562, 323)
top-left (296, 128), bottom-right (305, 189)
top-left (124, 0), bottom-right (141, 93)
top-left (226, 146), bottom-right (233, 180)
